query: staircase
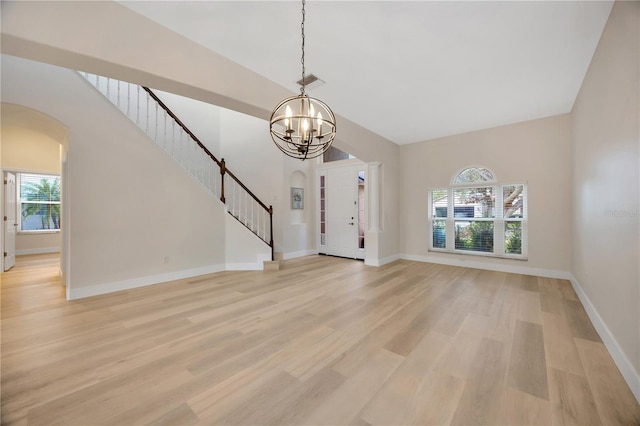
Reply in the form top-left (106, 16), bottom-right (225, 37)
top-left (78, 72), bottom-right (276, 265)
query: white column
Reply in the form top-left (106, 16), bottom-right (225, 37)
top-left (368, 161), bottom-right (382, 232)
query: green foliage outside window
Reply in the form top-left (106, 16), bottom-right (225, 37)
top-left (432, 220), bottom-right (446, 248)
top-left (455, 221), bottom-right (494, 252)
top-left (505, 222), bottom-right (522, 254)
top-left (20, 175), bottom-right (60, 231)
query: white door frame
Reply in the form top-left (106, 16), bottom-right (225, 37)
top-left (317, 159), bottom-right (367, 260)
top-left (3, 171), bottom-right (17, 271)
top-left (1, 170), bottom-right (3, 272)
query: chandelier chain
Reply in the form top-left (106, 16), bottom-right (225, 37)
top-left (300, 0), bottom-right (306, 95)
top-left (269, 0), bottom-right (335, 160)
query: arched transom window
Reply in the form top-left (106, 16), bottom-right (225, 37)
top-left (453, 167), bottom-right (496, 184)
top-left (429, 166), bottom-right (527, 258)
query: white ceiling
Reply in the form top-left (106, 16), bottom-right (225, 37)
top-left (121, 1), bottom-right (613, 145)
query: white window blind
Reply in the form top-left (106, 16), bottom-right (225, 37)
top-left (18, 173), bottom-right (61, 232)
top-left (428, 167), bottom-right (527, 259)
top-left (502, 184), bottom-right (526, 255)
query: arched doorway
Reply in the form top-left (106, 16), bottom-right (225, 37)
top-left (1, 103), bottom-right (69, 285)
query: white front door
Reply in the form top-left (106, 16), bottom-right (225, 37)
top-left (4, 172), bottom-right (16, 271)
top-left (324, 164), bottom-right (365, 259)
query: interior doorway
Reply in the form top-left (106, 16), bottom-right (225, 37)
top-left (1, 104), bottom-right (68, 285)
top-left (319, 163), bottom-right (366, 260)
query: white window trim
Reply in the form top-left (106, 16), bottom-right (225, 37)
top-left (16, 172), bottom-right (61, 234)
top-left (428, 181), bottom-right (528, 260)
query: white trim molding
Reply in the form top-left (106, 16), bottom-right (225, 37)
top-left (570, 275), bottom-right (640, 403)
top-left (283, 249), bottom-right (316, 260)
top-left (397, 254), bottom-right (639, 402)
top-left (365, 254), bottom-right (401, 267)
top-left (16, 247), bottom-right (60, 255)
top-left (67, 263), bottom-right (225, 300)
top-left (225, 262), bottom-right (265, 271)
top-left (400, 253), bottom-right (571, 280)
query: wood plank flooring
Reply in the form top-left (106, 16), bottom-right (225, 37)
top-left (2, 253), bottom-right (639, 425)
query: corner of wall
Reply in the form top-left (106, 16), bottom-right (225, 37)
top-left (67, 263), bottom-right (226, 300)
top-left (569, 274), bottom-right (640, 403)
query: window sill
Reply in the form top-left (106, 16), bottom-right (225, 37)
top-left (18, 230), bottom-right (61, 235)
top-left (429, 248), bottom-right (527, 261)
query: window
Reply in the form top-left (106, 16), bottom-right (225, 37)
top-left (454, 167), bottom-right (495, 184)
top-left (358, 170), bottom-right (365, 249)
top-left (428, 167), bottom-right (527, 259)
top-left (18, 173), bottom-right (61, 232)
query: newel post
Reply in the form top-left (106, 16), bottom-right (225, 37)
top-left (220, 158), bottom-right (226, 203)
top-left (269, 205), bottom-right (274, 261)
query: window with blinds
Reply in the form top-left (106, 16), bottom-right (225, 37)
top-left (428, 167), bottom-right (527, 259)
top-left (18, 173), bottom-right (61, 232)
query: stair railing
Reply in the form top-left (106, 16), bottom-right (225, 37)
top-left (79, 72), bottom-right (274, 261)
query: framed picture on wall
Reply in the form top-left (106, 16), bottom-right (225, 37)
top-left (291, 187), bottom-right (304, 209)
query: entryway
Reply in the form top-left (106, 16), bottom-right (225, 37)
top-left (318, 163), bottom-right (366, 260)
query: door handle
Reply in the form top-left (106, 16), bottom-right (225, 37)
top-left (348, 222), bottom-right (354, 225)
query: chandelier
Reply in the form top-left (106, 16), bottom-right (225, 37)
top-left (269, 0), bottom-right (336, 160)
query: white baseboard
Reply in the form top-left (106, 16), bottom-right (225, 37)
top-left (398, 253), bottom-right (639, 402)
top-left (283, 249), bottom-right (316, 260)
top-left (225, 262), bottom-right (264, 271)
top-left (16, 247), bottom-right (60, 255)
top-left (400, 253), bottom-right (571, 280)
top-left (570, 275), bottom-right (640, 403)
top-left (67, 263), bottom-right (225, 300)
top-left (365, 254), bottom-right (401, 267)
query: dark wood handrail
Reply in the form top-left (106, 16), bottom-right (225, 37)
top-left (143, 86), bottom-right (270, 213)
top-left (142, 87), bottom-right (221, 168)
top-left (140, 86), bottom-right (274, 259)
top-left (225, 168), bottom-right (271, 212)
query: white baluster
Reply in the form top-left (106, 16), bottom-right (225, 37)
top-left (154, 103), bottom-right (159, 144)
top-left (145, 92), bottom-right (150, 133)
top-left (127, 83), bottom-right (130, 118)
top-left (188, 138), bottom-right (193, 175)
top-left (164, 110), bottom-right (168, 151)
top-left (81, 73), bottom-right (270, 245)
top-left (237, 183), bottom-right (240, 219)
top-left (206, 158), bottom-right (211, 192)
top-left (245, 192), bottom-right (248, 225)
top-left (196, 151), bottom-right (201, 182)
top-left (234, 182), bottom-right (238, 217)
top-left (171, 121), bottom-right (175, 158)
top-left (180, 129), bottom-right (185, 167)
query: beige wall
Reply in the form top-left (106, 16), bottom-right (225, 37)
top-left (218, 107), bottom-right (322, 259)
top-left (1, 126), bottom-right (60, 172)
top-left (0, 0), bottom-right (400, 264)
top-left (1, 125), bottom-right (62, 253)
top-left (2, 55), bottom-right (228, 298)
top-left (219, 108), bottom-right (285, 253)
top-left (571, 0), bottom-right (639, 389)
top-left (400, 114), bottom-right (572, 275)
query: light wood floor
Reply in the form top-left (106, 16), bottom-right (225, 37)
top-left (2, 253), bottom-right (639, 425)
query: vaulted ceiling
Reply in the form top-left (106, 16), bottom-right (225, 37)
top-left (122, 1), bottom-right (613, 145)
